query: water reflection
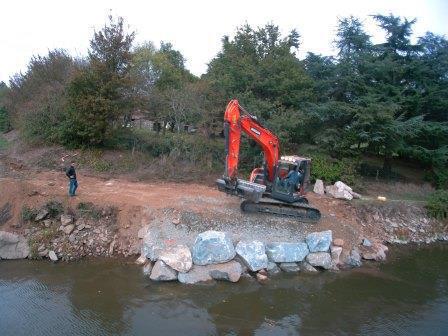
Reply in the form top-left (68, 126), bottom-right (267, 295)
top-left (0, 244), bottom-right (447, 335)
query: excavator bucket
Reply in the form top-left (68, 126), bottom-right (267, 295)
top-left (216, 178), bottom-right (266, 203)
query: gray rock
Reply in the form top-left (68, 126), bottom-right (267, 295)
top-left (0, 231), bottom-right (30, 259)
top-left (60, 214), bottom-right (73, 226)
top-left (362, 238), bottom-right (372, 247)
top-left (306, 252), bottom-right (332, 269)
top-left (266, 262), bottom-right (281, 275)
top-left (192, 231), bottom-right (235, 266)
top-left (265, 242), bottom-right (309, 262)
top-left (43, 219), bottom-right (52, 228)
top-left (298, 261), bottom-right (318, 272)
top-left (235, 240), bottom-right (268, 271)
top-left (35, 209), bottom-right (49, 221)
top-left (334, 181), bottom-right (352, 192)
top-left (142, 262), bottom-right (153, 276)
top-left (326, 185), bottom-right (353, 200)
top-left (306, 230), bottom-right (332, 252)
top-left (135, 254), bottom-right (147, 265)
top-left (158, 245), bottom-right (192, 273)
top-left (150, 260), bottom-right (178, 281)
top-left (279, 262), bottom-right (301, 272)
top-left (313, 179), bottom-right (325, 195)
top-left (141, 230), bottom-right (165, 261)
top-left (360, 243), bottom-right (388, 261)
top-left (48, 250), bottom-right (58, 262)
top-left (344, 249), bottom-right (362, 268)
top-left (178, 265), bottom-right (212, 284)
top-left (137, 225), bottom-right (149, 239)
top-left (63, 224), bottom-right (75, 235)
top-left (330, 245), bottom-right (343, 265)
top-left (208, 261), bottom-right (242, 282)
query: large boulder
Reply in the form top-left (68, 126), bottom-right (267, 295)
top-left (141, 230), bottom-right (165, 261)
top-left (208, 261), bottom-right (242, 282)
top-left (235, 240), bottom-right (268, 271)
top-left (158, 245), bottom-right (192, 273)
top-left (266, 242), bottom-right (309, 262)
top-left (306, 252), bottom-right (332, 269)
top-left (313, 179), bottom-right (325, 195)
top-left (0, 231), bottom-right (30, 259)
top-left (178, 265), bottom-right (212, 284)
top-left (359, 243), bottom-right (388, 261)
top-left (306, 230), bottom-right (332, 252)
top-left (343, 248), bottom-right (362, 268)
top-left (266, 261), bottom-right (281, 275)
top-left (279, 262), bottom-right (300, 272)
top-left (330, 245), bottom-right (343, 265)
top-left (192, 231), bottom-right (235, 265)
top-left (326, 185), bottom-right (353, 200)
top-left (298, 261), bottom-right (318, 272)
top-left (150, 260), bottom-right (178, 281)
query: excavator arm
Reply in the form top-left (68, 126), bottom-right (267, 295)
top-left (223, 99), bottom-right (280, 183)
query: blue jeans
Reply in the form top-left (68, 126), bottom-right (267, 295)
top-left (69, 179), bottom-right (78, 196)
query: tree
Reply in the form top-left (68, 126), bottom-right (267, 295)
top-left (0, 82), bottom-right (10, 133)
top-left (4, 50), bottom-right (78, 142)
top-left (63, 16), bottom-right (135, 146)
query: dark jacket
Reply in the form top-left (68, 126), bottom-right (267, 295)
top-left (66, 166), bottom-right (77, 180)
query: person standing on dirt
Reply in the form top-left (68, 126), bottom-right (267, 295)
top-left (66, 161), bottom-right (78, 196)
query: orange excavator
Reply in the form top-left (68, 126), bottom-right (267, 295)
top-left (216, 100), bottom-right (321, 223)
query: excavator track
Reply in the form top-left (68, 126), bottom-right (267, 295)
top-left (240, 198), bottom-right (321, 223)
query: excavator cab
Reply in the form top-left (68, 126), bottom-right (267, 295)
top-left (271, 156), bottom-right (311, 204)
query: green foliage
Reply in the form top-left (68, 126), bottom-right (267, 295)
top-left (6, 50), bottom-right (77, 143)
top-left (426, 190), bottom-right (448, 219)
top-left (21, 205), bottom-right (37, 223)
top-left (0, 136), bottom-right (7, 150)
top-left (77, 202), bottom-right (102, 220)
top-left (45, 200), bottom-right (63, 218)
top-left (62, 16), bottom-right (135, 147)
top-left (309, 154), bottom-right (360, 185)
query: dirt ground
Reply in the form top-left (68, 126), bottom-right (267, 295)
top-left (1, 134), bottom-right (446, 259)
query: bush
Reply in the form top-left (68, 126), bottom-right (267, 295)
top-left (426, 190), bottom-right (448, 219)
top-left (21, 205), bottom-right (37, 222)
top-left (0, 107), bottom-right (11, 133)
top-left (310, 154), bottom-right (360, 185)
top-left (45, 200), bottom-right (63, 218)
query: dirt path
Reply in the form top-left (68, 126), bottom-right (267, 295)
top-left (0, 167), bottom-right (366, 254)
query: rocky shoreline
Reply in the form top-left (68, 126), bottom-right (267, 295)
top-left (133, 228), bottom-right (390, 284)
top-left (0, 180), bottom-right (447, 286)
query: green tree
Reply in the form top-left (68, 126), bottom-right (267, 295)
top-left (63, 16), bottom-right (135, 146)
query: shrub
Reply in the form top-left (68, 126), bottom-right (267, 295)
top-left (426, 190), bottom-right (448, 219)
top-left (310, 154), bottom-right (360, 185)
top-left (21, 205), bottom-right (37, 222)
top-left (45, 200), bottom-right (63, 218)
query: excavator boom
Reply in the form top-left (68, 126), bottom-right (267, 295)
top-left (223, 100), bottom-right (279, 182)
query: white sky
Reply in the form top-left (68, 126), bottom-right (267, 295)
top-left (1, 0), bottom-right (447, 83)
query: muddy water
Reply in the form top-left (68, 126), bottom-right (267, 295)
top-left (0, 244), bottom-right (447, 336)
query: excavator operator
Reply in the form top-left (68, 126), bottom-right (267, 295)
top-left (284, 165), bottom-right (303, 191)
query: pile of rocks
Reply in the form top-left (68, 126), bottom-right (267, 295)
top-left (25, 208), bottom-right (118, 262)
top-left (138, 229), bottom-right (386, 285)
top-left (314, 180), bottom-right (361, 200)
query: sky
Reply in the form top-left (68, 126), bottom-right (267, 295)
top-left (0, 0), bottom-right (447, 83)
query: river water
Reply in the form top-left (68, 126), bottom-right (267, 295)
top-left (0, 244), bottom-right (447, 336)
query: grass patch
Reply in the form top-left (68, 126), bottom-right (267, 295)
top-left (21, 205), bottom-right (37, 223)
top-left (426, 190), bottom-right (448, 219)
top-left (77, 202), bottom-right (103, 220)
top-left (0, 136), bottom-right (8, 150)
